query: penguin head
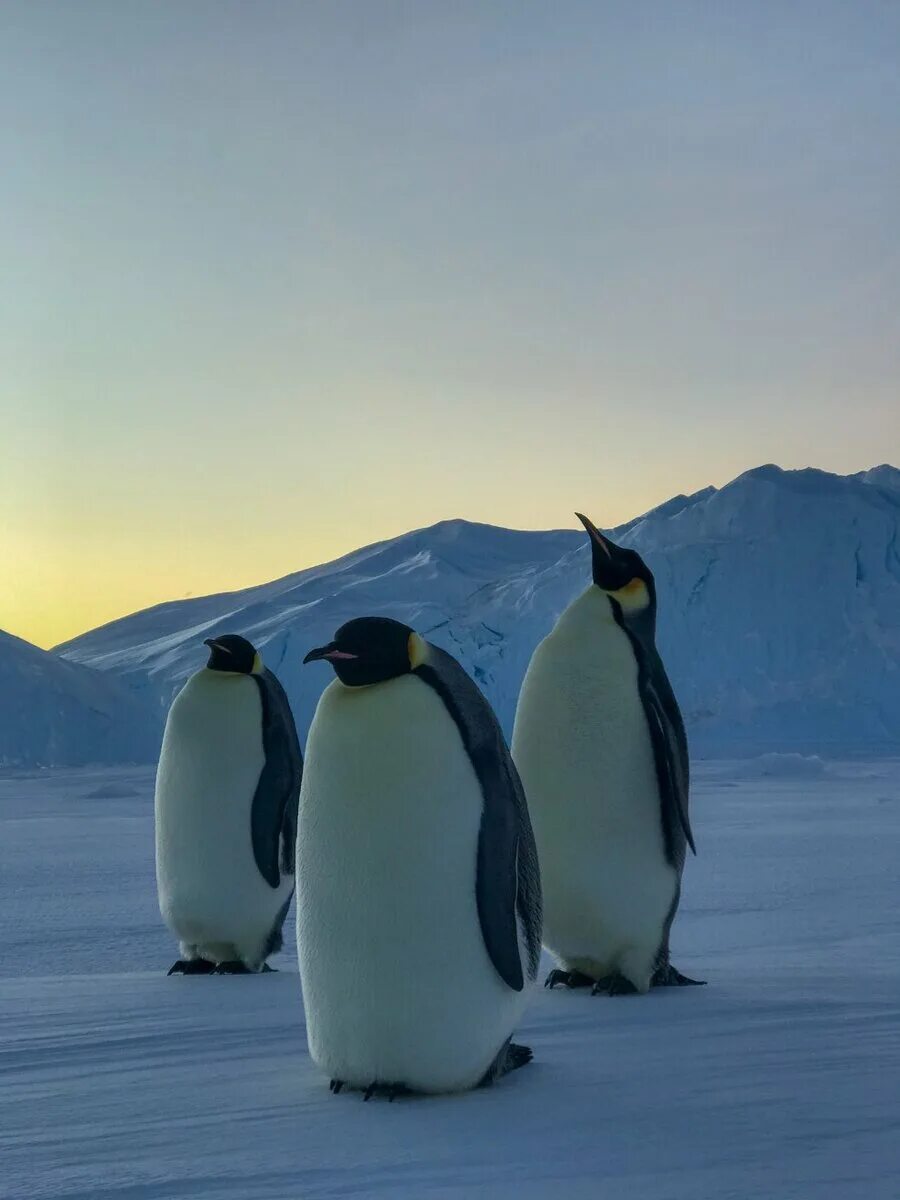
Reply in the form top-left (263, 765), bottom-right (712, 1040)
top-left (303, 617), bottom-right (426, 687)
top-left (575, 512), bottom-right (656, 621)
top-left (203, 634), bottom-right (262, 675)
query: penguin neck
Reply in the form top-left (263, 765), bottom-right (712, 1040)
top-left (554, 585), bottom-right (618, 640)
top-left (197, 666), bottom-right (252, 682)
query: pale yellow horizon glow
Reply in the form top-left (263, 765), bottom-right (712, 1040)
top-left (3, 481), bottom-right (662, 651)
top-left (4, 444), bottom-right (892, 651)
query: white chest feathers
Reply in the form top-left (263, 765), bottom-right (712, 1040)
top-left (155, 669), bottom-right (292, 965)
top-left (296, 674), bottom-right (528, 1093)
top-left (511, 587), bottom-right (677, 989)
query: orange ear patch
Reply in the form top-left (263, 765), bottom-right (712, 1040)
top-left (612, 577), bottom-right (649, 611)
top-left (408, 631), bottom-right (428, 669)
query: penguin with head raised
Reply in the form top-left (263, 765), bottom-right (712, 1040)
top-left (155, 634), bottom-right (303, 975)
top-left (297, 616), bottom-right (542, 1098)
top-left (511, 514), bottom-right (703, 996)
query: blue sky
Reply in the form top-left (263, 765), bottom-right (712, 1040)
top-left (2, 1), bottom-right (898, 644)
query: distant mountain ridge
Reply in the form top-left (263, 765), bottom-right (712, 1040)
top-left (0, 629), bottom-right (160, 767)
top-left (3, 462), bottom-right (897, 766)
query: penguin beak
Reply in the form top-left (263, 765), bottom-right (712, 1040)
top-left (303, 642), bottom-right (358, 664)
top-left (203, 638), bottom-right (230, 654)
top-left (575, 512), bottom-right (613, 558)
top-left (575, 511), bottom-right (627, 590)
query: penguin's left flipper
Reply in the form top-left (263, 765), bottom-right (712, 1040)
top-left (652, 964), bottom-right (706, 988)
top-left (415, 647), bottom-right (542, 993)
top-left (251, 669), bottom-right (304, 888)
top-left (478, 1040), bottom-right (533, 1086)
top-left (167, 958), bottom-right (215, 976)
top-left (641, 669), bottom-right (695, 859)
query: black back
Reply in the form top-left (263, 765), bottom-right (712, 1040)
top-left (251, 668), bottom-right (304, 888)
top-left (415, 646), bottom-right (542, 992)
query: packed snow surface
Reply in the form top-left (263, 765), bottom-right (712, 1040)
top-left (2, 760), bottom-right (898, 1198)
top-left (55, 463), bottom-right (900, 761)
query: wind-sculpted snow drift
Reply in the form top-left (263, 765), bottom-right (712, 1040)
top-left (15, 463), bottom-right (900, 766)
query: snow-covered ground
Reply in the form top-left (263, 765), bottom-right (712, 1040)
top-left (2, 758), bottom-right (898, 1199)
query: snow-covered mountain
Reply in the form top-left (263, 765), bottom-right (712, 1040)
top-left (0, 629), bottom-right (160, 767)
top-left (54, 462), bottom-right (900, 760)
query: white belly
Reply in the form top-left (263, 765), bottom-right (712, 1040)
top-left (155, 670), bottom-right (293, 963)
top-left (511, 588), bottom-right (677, 990)
top-left (296, 675), bottom-right (527, 1093)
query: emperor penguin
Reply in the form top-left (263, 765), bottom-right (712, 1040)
top-left (297, 617), bottom-right (542, 1098)
top-left (511, 514), bottom-right (703, 996)
top-left (155, 634), bottom-right (303, 975)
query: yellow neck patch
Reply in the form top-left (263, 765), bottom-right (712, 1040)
top-left (251, 651), bottom-right (264, 675)
top-left (608, 577), bottom-right (649, 614)
top-left (408, 632), bottom-right (428, 669)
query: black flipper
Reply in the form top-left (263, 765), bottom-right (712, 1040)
top-left (613, 599), bottom-right (694, 872)
top-left (251, 668), bottom-right (304, 888)
top-left (414, 646), bottom-right (542, 992)
top-left (642, 662), bottom-right (695, 859)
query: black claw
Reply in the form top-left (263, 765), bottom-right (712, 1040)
top-left (507, 1043), bottom-right (533, 1072)
top-left (211, 960), bottom-right (252, 975)
top-left (606, 974), bottom-right (640, 997)
top-left (654, 965), bottom-right (706, 988)
top-left (545, 968), bottom-right (594, 990)
top-left (355, 1080), bottom-right (410, 1101)
top-left (167, 958), bottom-right (215, 976)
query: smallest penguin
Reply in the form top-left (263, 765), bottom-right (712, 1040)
top-left (155, 634), bottom-right (303, 975)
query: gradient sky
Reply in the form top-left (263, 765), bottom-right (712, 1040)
top-left (2, 1), bottom-right (899, 648)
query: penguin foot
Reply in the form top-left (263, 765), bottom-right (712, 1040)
top-left (479, 1040), bottom-right (533, 1086)
top-left (329, 1079), bottom-right (345, 1094)
top-left (167, 958), bottom-right (215, 976)
top-left (652, 964), bottom-right (706, 988)
top-left (361, 1081), bottom-right (410, 1102)
top-left (593, 973), bottom-right (639, 997)
top-left (505, 1043), bottom-right (533, 1073)
top-left (544, 969), bottom-right (594, 990)
top-left (211, 960), bottom-right (252, 975)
